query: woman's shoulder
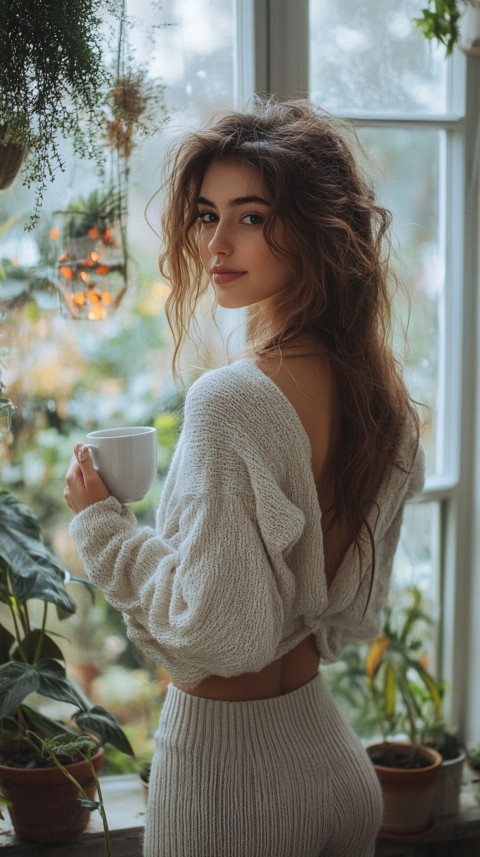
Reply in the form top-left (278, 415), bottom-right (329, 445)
top-left (185, 358), bottom-right (277, 415)
top-left (183, 358), bottom-right (306, 460)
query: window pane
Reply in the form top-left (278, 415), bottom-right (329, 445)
top-left (392, 501), bottom-right (440, 610)
top-left (143, 0), bottom-right (236, 120)
top-left (392, 500), bottom-right (441, 670)
top-left (309, 0), bottom-right (447, 114)
top-left (356, 127), bottom-right (445, 479)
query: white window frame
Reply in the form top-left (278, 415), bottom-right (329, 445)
top-left (241, 0), bottom-right (480, 742)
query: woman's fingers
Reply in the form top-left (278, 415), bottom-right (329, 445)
top-left (64, 445), bottom-right (111, 512)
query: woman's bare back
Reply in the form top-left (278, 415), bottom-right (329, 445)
top-left (175, 350), bottom-right (355, 701)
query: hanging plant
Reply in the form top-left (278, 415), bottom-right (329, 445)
top-left (414, 0), bottom-right (480, 56)
top-left (105, 68), bottom-right (167, 158)
top-left (103, 5), bottom-right (168, 160)
top-left (0, 0), bottom-right (116, 228)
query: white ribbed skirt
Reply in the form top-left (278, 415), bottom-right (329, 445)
top-left (144, 672), bottom-right (382, 857)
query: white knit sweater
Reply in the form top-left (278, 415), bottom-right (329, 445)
top-left (69, 357), bottom-right (424, 687)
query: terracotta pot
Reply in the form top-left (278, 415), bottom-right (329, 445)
top-left (368, 742), bottom-right (443, 836)
top-left (0, 746), bottom-right (104, 843)
top-left (0, 126), bottom-right (28, 190)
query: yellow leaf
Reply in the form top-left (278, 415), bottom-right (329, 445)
top-left (366, 633), bottom-right (391, 683)
top-left (385, 663), bottom-right (396, 718)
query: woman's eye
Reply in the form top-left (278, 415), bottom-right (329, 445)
top-left (197, 211), bottom-right (217, 224)
top-left (242, 213), bottom-right (264, 226)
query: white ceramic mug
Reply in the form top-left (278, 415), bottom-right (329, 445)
top-left (85, 426), bottom-right (157, 504)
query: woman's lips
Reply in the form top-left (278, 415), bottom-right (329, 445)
top-left (211, 268), bottom-right (246, 285)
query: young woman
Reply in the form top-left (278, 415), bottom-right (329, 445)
top-left (64, 99), bottom-right (424, 857)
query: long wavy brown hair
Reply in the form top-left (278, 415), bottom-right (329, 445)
top-left (159, 98), bottom-right (420, 574)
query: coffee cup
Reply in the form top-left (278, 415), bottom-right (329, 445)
top-left (85, 426), bottom-right (157, 504)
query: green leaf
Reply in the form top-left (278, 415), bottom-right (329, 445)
top-left (35, 660), bottom-right (89, 710)
top-left (79, 799), bottom-right (101, 811)
top-left (74, 705), bottom-right (135, 757)
top-left (18, 703), bottom-right (77, 739)
top-left (11, 629), bottom-right (65, 663)
top-left (416, 665), bottom-right (443, 716)
top-left (41, 734), bottom-right (97, 759)
top-left (0, 493), bottom-right (76, 612)
top-left (0, 661), bottom-right (41, 714)
top-left (0, 659), bottom-right (87, 715)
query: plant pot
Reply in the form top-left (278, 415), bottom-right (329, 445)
top-left (0, 746), bottom-right (104, 843)
top-left (367, 742), bottom-right (443, 836)
top-left (0, 126), bottom-right (28, 190)
top-left (431, 750), bottom-right (466, 817)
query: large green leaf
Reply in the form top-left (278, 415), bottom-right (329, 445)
top-left (74, 706), bottom-right (135, 757)
top-left (11, 629), bottom-right (65, 664)
top-left (0, 659), bottom-right (87, 716)
top-left (18, 703), bottom-right (77, 739)
top-left (0, 493), bottom-right (76, 612)
top-left (0, 661), bottom-right (41, 715)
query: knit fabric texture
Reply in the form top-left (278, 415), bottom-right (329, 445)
top-left (69, 357), bottom-right (424, 687)
top-left (144, 673), bottom-right (382, 856)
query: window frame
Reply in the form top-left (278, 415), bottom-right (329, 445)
top-left (247, 0), bottom-right (480, 742)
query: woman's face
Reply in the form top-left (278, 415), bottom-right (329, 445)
top-left (197, 160), bottom-right (293, 309)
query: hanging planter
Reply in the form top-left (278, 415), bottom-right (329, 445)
top-left (0, 125), bottom-right (28, 190)
top-left (52, 188), bottom-right (128, 321)
top-left (104, 68), bottom-right (166, 159)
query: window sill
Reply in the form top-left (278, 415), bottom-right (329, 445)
top-left (0, 770), bottom-right (479, 856)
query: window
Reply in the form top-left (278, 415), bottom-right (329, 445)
top-left (254, 0), bottom-right (479, 739)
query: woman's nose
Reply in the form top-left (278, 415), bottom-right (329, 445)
top-left (208, 222), bottom-right (232, 255)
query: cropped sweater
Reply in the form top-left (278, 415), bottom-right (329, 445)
top-left (69, 357), bottom-right (425, 687)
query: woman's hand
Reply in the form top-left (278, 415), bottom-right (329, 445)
top-left (64, 443), bottom-right (111, 513)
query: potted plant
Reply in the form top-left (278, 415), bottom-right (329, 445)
top-left (365, 587), bottom-right (443, 837)
top-left (0, 490), bottom-right (135, 844)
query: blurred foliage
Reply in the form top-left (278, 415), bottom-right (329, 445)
top-left (325, 586), bottom-right (443, 744)
top-left (413, 0), bottom-right (462, 57)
